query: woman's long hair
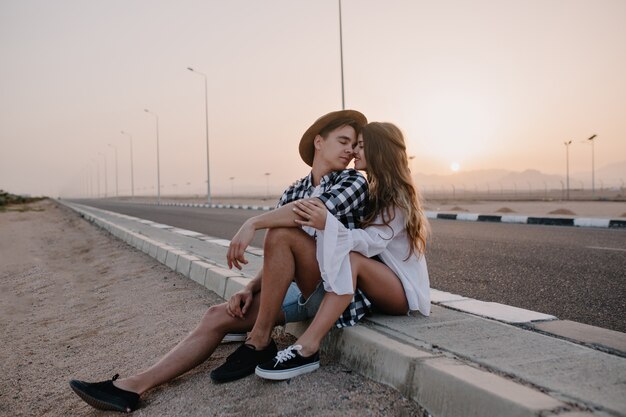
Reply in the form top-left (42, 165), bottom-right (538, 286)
top-left (360, 122), bottom-right (430, 257)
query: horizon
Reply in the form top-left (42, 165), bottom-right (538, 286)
top-left (1, 0), bottom-right (625, 198)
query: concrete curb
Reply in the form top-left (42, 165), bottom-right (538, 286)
top-left (59, 200), bottom-right (625, 417)
top-left (425, 211), bottom-right (626, 229)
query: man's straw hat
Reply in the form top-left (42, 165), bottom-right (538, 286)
top-left (299, 110), bottom-right (367, 167)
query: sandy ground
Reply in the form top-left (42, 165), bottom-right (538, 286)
top-left (0, 200), bottom-right (425, 417)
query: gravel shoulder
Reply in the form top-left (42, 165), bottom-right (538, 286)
top-left (0, 199), bottom-right (424, 417)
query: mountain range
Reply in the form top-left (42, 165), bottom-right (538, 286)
top-left (413, 161), bottom-right (626, 189)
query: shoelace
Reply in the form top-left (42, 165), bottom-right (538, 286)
top-left (273, 345), bottom-right (302, 367)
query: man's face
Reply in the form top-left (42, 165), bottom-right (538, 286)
top-left (314, 124), bottom-right (357, 171)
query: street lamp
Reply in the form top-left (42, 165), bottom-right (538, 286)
top-left (121, 130), bottom-right (134, 199)
top-left (587, 134), bottom-right (598, 196)
top-left (408, 155), bottom-right (416, 172)
top-left (187, 66), bottom-right (212, 204)
top-left (564, 140), bottom-right (572, 200)
top-left (229, 176), bottom-right (235, 197)
top-left (338, 0), bottom-right (345, 109)
top-left (264, 172), bottom-right (271, 200)
top-left (144, 109), bottom-right (161, 205)
top-left (93, 159), bottom-right (100, 198)
top-left (108, 143), bottom-right (119, 197)
top-left (98, 152), bottom-right (108, 198)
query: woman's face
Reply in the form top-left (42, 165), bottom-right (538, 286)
top-left (353, 134), bottom-right (366, 170)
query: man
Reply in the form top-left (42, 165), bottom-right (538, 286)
top-left (69, 110), bottom-right (370, 413)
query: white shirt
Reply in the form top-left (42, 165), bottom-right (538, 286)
top-left (316, 206), bottom-right (431, 317)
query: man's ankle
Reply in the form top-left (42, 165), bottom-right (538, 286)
top-left (245, 336), bottom-right (271, 350)
top-left (113, 376), bottom-right (142, 396)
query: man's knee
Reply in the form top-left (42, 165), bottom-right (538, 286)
top-left (199, 304), bottom-right (227, 331)
top-left (265, 227), bottom-right (307, 247)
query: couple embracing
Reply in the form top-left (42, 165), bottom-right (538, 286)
top-left (69, 110), bottom-right (431, 413)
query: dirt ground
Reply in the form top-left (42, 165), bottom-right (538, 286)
top-left (0, 200), bottom-right (425, 417)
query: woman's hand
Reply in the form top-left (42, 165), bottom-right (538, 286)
top-left (227, 220), bottom-right (254, 269)
top-left (293, 199), bottom-right (327, 230)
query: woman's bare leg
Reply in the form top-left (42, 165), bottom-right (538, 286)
top-left (114, 294), bottom-right (277, 395)
top-left (295, 252), bottom-right (407, 356)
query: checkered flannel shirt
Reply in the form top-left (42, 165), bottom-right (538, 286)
top-left (277, 169), bottom-right (372, 328)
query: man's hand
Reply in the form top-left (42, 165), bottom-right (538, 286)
top-left (293, 199), bottom-right (328, 230)
top-left (227, 220), bottom-right (255, 269)
top-left (226, 288), bottom-right (254, 319)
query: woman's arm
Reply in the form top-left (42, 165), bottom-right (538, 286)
top-left (294, 200), bottom-right (403, 257)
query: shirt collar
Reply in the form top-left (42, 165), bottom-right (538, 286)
top-left (305, 171), bottom-right (339, 189)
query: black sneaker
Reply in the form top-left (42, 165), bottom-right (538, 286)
top-left (221, 333), bottom-right (247, 343)
top-left (210, 339), bottom-right (277, 383)
top-left (69, 374), bottom-right (140, 413)
top-left (255, 345), bottom-right (320, 380)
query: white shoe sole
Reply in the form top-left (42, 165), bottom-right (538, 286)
top-left (255, 362), bottom-right (320, 380)
top-left (221, 333), bottom-right (247, 343)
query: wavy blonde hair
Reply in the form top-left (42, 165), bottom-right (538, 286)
top-left (360, 122), bottom-right (430, 257)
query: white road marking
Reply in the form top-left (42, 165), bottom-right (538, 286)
top-left (587, 246), bottom-right (626, 252)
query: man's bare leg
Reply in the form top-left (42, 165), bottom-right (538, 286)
top-left (113, 292), bottom-right (272, 395)
top-left (246, 228), bottom-right (320, 349)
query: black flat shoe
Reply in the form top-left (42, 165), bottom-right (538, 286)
top-left (210, 339), bottom-right (278, 383)
top-left (69, 374), bottom-right (140, 413)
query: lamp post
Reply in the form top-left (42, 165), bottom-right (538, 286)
top-left (108, 143), bottom-right (119, 197)
top-left (93, 159), bottom-right (100, 198)
top-left (98, 152), bottom-right (108, 198)
top-left (187, 67), bottom-right (212, 204)
top-left (144, 109), bottom-right (161, 205)
top-left (408, 155), bottom-right (416, 172)
top-left (264, 172), bottom-right (271, 200)
top-left (338, 0), bottom-right (345, 110)
top-left (229, 176), bottom-right (235, 197)
top-left (121, 130), bottom-right (134, 199)
top-left (564, 140), bottom-right (572, 200)
top-left (587, 134), bottom-right (598, 196)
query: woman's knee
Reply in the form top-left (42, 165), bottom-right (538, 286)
top-left (349, 252), bottom-right (366, 272)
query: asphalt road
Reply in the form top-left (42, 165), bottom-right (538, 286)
top-left (73, 199), bottom-right (626, 333)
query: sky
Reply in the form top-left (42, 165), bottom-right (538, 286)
top-left (1, 0), bottom-right (625, 198)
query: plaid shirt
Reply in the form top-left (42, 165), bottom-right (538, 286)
top-left (277, 169), bottom-right (372, 328)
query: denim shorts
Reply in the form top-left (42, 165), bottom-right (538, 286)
top-left (281, 281), bottom-right (325, 323)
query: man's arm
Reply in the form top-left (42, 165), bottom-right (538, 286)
top-left (226, 201), bottom-right (305, 270)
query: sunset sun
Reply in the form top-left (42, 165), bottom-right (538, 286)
top-left (450, 162), bottom-right (461, 172)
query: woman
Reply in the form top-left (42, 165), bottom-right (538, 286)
top-left (255, 122), bottom-right (431, 380)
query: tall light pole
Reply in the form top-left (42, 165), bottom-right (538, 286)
top-left (264, 172), bottom-right (271, 200)
top-left (108, 143), bottom-right (119, 197)
top-left (587, 134), bottom-right (598, 196)
top-left (121, 130), bottom-right (134, 199)
top-left (144, 109), bottom-right (161, 205)
top-left (187, 67), bottom-right (212, 204)
top-left (93, 159), bottom-right (100, 198)
top-left (408, 155), bottom-right (416, 172)
top-left (229, 176), bottom-right (235, 197)
top-left (98, 152), bottom-right (108, 198)
top-left (564, 140), bottom-right (572, 200)
top-left (338, 0), bottom-right (345, 110)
